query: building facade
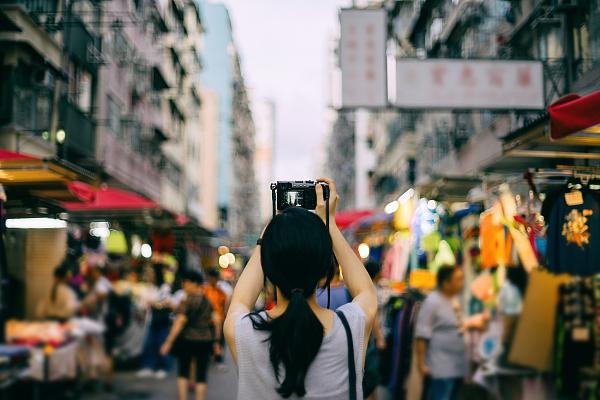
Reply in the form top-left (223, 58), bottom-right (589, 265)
top-left (0, 0), bottom-right (101, 164)
top-left (252, 98), bottom-right (275, 223)
top-left (198, 0), bottom-right (233, 228)
top-left (230, 51), bottom-right (259, 243)
top-left (368, 0), bottom-right (600, 203)
top-left (0, 0), bottom-right (219, 223)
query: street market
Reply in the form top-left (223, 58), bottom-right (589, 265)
top-left (1, 0), bottom-right (600, 399)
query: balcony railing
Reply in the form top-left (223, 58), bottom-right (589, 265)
top-left (12, 85), bottom-right (53, 136)
top-left (65, 16), bottom-right (100, 73)
top-left (59, 96), bottom-right (95, 158)
top-left (0, 0), bottom-right (57, 15)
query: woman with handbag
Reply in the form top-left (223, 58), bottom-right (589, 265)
top-left (160, 269), bottom-right (220, 400)
top-left (224, 178), bottom-right (377, 399)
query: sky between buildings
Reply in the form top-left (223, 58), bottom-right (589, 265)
top-left (221, 0), bottom-right (351, 180)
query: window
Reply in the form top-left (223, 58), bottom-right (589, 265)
top-left (68, 62), bottom-right (92, 113)
top-left (112, 29), bottom-right (130, 66)
top-left (107, 96), bottom-right (121, 137)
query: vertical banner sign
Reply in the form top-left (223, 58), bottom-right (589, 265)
top-left (340, 8), bottom-right (387, 108)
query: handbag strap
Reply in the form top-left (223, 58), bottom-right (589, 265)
top-left (336, 310), bottom-right (357, 400)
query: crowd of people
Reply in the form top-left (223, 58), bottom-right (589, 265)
top-left (34, 177), bottom-right (487, 400)
top-left (36, 254), bottom-right (232, 400)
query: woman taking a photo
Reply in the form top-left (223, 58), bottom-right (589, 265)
top-left (224, 178), bottom-right (377, 399)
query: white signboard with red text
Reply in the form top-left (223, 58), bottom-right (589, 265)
top-left (340, 8), bottom-right (387, 108)
top-left (394, 59), bottom-right (544, 110)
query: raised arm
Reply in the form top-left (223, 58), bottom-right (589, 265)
top-left (316, 179), bottom-right (378, 321)
top-left (223, 245), bottom-right (264, 363)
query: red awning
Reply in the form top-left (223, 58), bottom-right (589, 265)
top-left (0, 149), bottom-right (38, 161)
top-left (62, 183), bottom-right (157, 211)
top-left (548, 90), bottom-right (600, 140)
top-left (335, 209), bottom-right (375, 230)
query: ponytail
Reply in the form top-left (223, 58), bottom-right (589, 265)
top-left (249, 289), bottom-right (324, 398)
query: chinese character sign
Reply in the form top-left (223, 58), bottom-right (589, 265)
top-left (394, 59), bottom-right (544, 110)
top-left (340, 9), bottom-right (387, 108)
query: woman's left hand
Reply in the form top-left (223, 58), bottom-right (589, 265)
top-left (213, 342), bottom-right (222, 356)
top-left (160, 341), bottom-right (171, 356)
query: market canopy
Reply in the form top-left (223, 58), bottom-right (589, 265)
top-left (0, 148), bottom-right (96, 207)
top-left (335, 210), bottom-right (375, 230)
top-left (0, 148), bottom-right (95, 185)
top-left (62, 183), bottom-right (158, 212)
top-left (548, 90), bottom-right (600, 140)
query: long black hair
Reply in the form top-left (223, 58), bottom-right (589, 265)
top-left (249, 207), bottom-right (336, 398)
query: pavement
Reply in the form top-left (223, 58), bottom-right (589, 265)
top-left (85, 353), bottom-right (238, 400)
top-left (82, 352), bottom-right (392, 400)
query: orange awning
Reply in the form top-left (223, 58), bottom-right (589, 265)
top-left (0, 148), bottom-right (96, 202)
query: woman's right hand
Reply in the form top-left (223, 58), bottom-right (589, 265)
top-left (315, 178), bottom-right (339, 225)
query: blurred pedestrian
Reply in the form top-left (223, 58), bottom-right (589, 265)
top-left (316, 265), bottom-right (351, 310)
top-left (137, 263), bottom-right (173, 379)
top-left (85, 266), bottom-right (116, 390)
top-left (161, 270), bottom-right (220, 400)
top-left (203, 268), bottom-right (227, 371)
top-left (416, 266), bottom-right (468, 400)
top-left (37, 262), bottom-right (80, 322)
top-left (224, 178), bottom-right (378, 399)
top-left (363, 260), bottom-right (385, 400)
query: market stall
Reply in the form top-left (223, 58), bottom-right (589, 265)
top-left (347, 89), bottom-right (600, 400)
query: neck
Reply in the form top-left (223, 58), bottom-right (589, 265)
top-left (270, 287), bottom-right (321, 316)
top-left (439, 288), bottom-right (455, 298)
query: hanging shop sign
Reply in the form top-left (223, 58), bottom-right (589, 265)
top-left (394, 59), bottom-right (544, 110)
top-left (339, 8), bottom-right (387, 108)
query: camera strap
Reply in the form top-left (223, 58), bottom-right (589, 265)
top-left (271, 185), bottom-right (277, 218)
top-left (324, 186), bottom-right (331, 310)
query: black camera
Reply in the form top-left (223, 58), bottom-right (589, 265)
top-left (270, 181), bottom-right (330, 213)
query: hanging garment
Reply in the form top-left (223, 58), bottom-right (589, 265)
top-left (382, 235), bottom-right (411, 281)
top-left (430, 240), bottom-right (456, 274)
top-left (480, 203), bottom-right (512, 268)
top-left (555, 279), bottom-right (595, 396)
top-left (470, 272), bottom-right (495, 303)
top-left (508, 269), bottom-right (571, 371)
top-left (543, 189), bottom-right (600, 275)
top-left (500, 191), bottom-right (539, 271)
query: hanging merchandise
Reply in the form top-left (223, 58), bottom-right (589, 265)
top-left (542, 188), bottom-right (600, 275)
top-left (382, 234), bottom-right (411, 281)
top-left (508, 269), bottom-right (571, 371)
top-left (470, 271), bottom-right (495, 303)
top-left (408, 269), bottom-right (436, 290)
top-left (554, 278), bottom-right (595, 395)
top-left (500, 189), bottom-right (539, 272)
top-left (411, 199), bottom-right (436, 250)
top-left (151, 229), bottom-right (175, 254)
top-left (382, 289), bottom-right (425, 400)
top-left (430, 240), bottom-right (456, 273)
top-left (106, 230), bottom-right (128, 255)
top-left (420, 231), bottom-right (441, 254)
top-left (393, 199), bottom-right (414, 232)
top-left (480, 203), bottom-right (512, 269)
